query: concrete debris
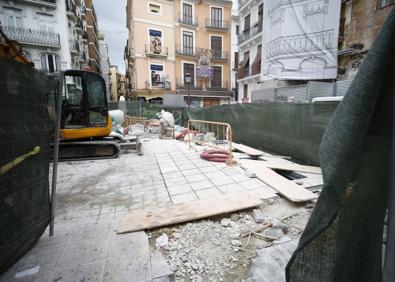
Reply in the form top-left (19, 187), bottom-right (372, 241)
top-left (230, 213), bottom-right (240, 221)
top-left (220, 218), bottom-right (231, 227)
top-left (244, 169), bottom-right (257, 178)
top-left (129, 124), bottom-right (146, 137)
top-left (156, 233), bottom-right (169, 248)
top-left (252, 209), bottom-right (265, 223)
top-left (264, 228), bottom-right (284, 240)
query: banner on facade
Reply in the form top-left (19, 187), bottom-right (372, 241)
top-left (150, 29), bottom-right (162, 53)
top-left (261, 0), bottom-right (342, 81)
top-left (196, 49), bottom-right (213, 78)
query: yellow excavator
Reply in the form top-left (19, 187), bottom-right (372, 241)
top-left (1, 27), bottom-right (120, 160)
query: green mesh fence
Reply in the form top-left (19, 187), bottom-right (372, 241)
top-left (108, 101), bottom-right (188, 126)
top-left (187, 102), bottom-right (339, 165)
top-left (0, 59), bottom-right (54, 274)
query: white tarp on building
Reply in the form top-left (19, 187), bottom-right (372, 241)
top-left (261, 0), bottom-right (342, 81)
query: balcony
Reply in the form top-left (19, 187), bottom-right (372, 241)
top-left (2, 26), bottom-right (60, 48)
top-left (251, 60), bottom-right (261, 76)
top-left (212, 50), bottom-right (228, 62)
top-left (237, 66), bottom-right (250, 80)
top-left (178, 14), bottom-right (198, 27)
top-left (176, 45), bottom-right (197, 58)
top-left (208, 81), bottom-right (228, 91)
top-left (66, 0), bottom-right (78, 21)
top-left (145, 44), bottom-right (168, 58)
top-left (205, 18), bottom-right (229, 31)
top-left (176, 78), bottom-right (202, 90)
top-left (238, 20), bottom-right (263, 44)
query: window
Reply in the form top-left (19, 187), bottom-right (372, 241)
top-left (234, 52), bottom-right (239, 69)
top-left (244, 14), bottom-right (251, 32)
top-left (37, 13), bottom-right (54, 32)
top-left (149, 3), bottom-right (161, 14)
top-left (182, 3), bottom-right (193, 24)
top-left (150, 64), bottom-right (165, 87)
top-left (212, 66), bottom-right (222, 88)
top-left (183, 31), bottom-right (194, 55)
top-left (236, 25), bottom-right (240, 35)
top-left (86, 73), bottom-right (107, 126)
top-left (211, 7), bottom-right (223, 28)
top-left (183, 63), bottom-right (195, 86)
top-left (379, 0), bottom-right (394, 8)
top-left (211, 36), bottom-right (222, 58)
top-left (4, 7), bottom-right (23, 28)
top-left (40, 53), bottom-right (61, 73)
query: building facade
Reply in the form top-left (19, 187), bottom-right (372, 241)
top-left (0, 0), bottom-right (72, 72)
top-left (174, 0), bottom-right (233, 107)
top-left (125, 0), bottom-right (176, 103)
top-left (231, 0), bottom-right (239, 101)
top-left (99, 33), bottom-right (111, 100)
top-left (338, 0), bottom-right (394, 80)
top-left (236, 0), bottom-right (264, 103)
top-left (109, 65), bottom-right (120, 101)
top-left (83, 0), bottom-right (101, 73)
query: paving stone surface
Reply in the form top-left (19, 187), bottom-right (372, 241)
top-left (0, 139), bottom-right (277, 282)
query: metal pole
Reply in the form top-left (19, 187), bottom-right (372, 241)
top-left (383, 90), bottom-right (395, 281)
top-left (188, 83), bottom-right (191, 108)
top-left (49, 71), bottom-right (63, 237)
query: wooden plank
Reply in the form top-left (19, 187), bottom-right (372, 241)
top-left (233, 143), bottom-right (263, 157)
top-left (264, 162), bottom-right (322, 174)
top-left (240, 160), bottom-right (317, 203)
top-left (118, 192), bottom-right (263, 234)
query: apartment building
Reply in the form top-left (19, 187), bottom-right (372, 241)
top-left (125, 0), bottom-right (176, 103)
top-left (83, 0), bottom-right (101, 73)
top-left (109, 65), bottom-right (120, 101)
top-left (231, 0), bottom-right (239, 101)
top-left (65, 0), bottom-right (89, 71)
top-left (338, 0), bottom-right (394, 80)
top-left (237, 0), bottom-right (263, 103)
top-left (0, 0), bottom-right (72, 72)
top-left (99, 33), bottom-right (111, 101)
top-left (174, 0), bottom-right (233, 107)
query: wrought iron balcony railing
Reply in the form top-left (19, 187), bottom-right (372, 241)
top-left (176, 45), bottom-right (197, 57)
top-left (176, 78), bottom-right (202, 90)
top-left (212, 50), bottom-right (228, 62)
top-left (238, 20), bottom-right (263, 44)
top-left (208, 81), bottom-right (228, 90)
top-left (2, 26), bottom-right (60, 47)
top-left (205, 18), bottom-right (229, 31)
top-left (145, 44), bottom-right (168, 57)
top-left (178, 14), bottom-right (198, 27)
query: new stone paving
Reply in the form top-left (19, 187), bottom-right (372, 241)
top-left (0, 139), bottom-right (277, 282)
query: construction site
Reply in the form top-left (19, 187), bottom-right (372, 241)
top-left (1, 2), bottom-right (395, 282)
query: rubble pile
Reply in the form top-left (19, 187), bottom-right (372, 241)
top-left (149, 203), bottom-right (306, 282)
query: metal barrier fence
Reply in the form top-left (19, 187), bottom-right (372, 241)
top-left (187, 119), bottom-right (233, 164)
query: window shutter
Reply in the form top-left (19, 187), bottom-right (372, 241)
top-left (55, 55), bottom-right (61, 71)
top-left (40, 55), bottom-right (48, 72)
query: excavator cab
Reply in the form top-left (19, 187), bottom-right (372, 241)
top-left (59, 70), bottom-right (112, 140)
top-left (50, 70), bottom-right (120, 161)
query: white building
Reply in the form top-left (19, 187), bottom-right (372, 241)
top-left (99, 33), bottom-right (110, 101)
top-left (236, 0), bottom-right (264, 103)
top-left (231, 0), bottom-right (239, 101)
top-left (0, 0), bottom-right (72, 72)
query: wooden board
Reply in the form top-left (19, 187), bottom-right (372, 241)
top-left (118, 192), bottom-right (263, 234)
top-left (264, 162), bottom-right (322, 174)
top-left (233, 143), bottom-right (263, 157)
top-left (240, 160), bottom-right (317, 203)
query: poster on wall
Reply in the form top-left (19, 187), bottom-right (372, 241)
top-left (261, 0), bottom-right (342, 81)
top-left (150, 29), bottom-right (162, 54)
top-left (150, 64), bottom-right (164, 87)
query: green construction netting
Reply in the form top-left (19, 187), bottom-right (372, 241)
top-left (108, 101), bottom-right (188, 126)
top-left (187, 102), bottom-right (338, 165)
top-left (0, 59), bottom-right (54, 274)
top-left (287, 8), bottom-right (395, 282)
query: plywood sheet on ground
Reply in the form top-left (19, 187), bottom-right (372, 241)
top-left (118, 192), bottom-right (263, 234)
top-left (240, 160), bottom-right (317, 203)
top-left (233, 143), bottom-right (263, 157)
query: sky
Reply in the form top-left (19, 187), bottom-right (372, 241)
top-left (94, 0), bottom-right (127, 74)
